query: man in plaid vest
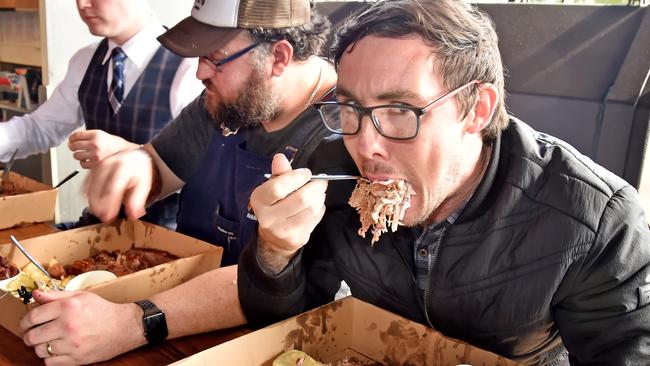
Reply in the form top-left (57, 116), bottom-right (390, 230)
top-left (0, 0), bottom-right (203, 229)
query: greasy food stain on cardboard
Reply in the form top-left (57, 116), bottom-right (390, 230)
top-left (380, 320), bottom-right (433, 365)
top-left (284, 306), bottom-right (336, 351)
top-left (144, 224), bottom-right (155, 240)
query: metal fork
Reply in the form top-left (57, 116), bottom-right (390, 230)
top-left (9, 235), bottom-right (60, 291)
top-left (263, 173), bottom-right (360, 181)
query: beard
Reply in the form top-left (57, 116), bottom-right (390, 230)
top-left (204, 67), bottom-right (283, 132)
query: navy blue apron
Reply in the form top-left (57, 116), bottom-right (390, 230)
top-left (176, 130), bottom-right (304, 265)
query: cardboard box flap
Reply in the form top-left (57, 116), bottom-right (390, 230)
top-left (170, 297), bottom-right (520, 366)
top-left (0, 171), bottom-right (57, 229)
top-left (0, 170), bottom-right (53, 194)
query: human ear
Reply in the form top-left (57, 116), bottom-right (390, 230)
top-left (465, 83), bottom-right (498, 134)
top-left (270, 40), bottom-right (294, 77)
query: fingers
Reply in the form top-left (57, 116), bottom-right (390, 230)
top-left (68, 130), bottom-right (96, 144)
top-left (24, 320), bottom-right (65, 349)
top-left (68, 140), bottom-right (93, 153)
top-left (72, 151), bottom-right (92, 162)
top-left (20, 303), bottom-right (60, 339)
top-left (73, 151), bottom-right (98, 170)
top-left (33, 339), bottom-right (69, 359)
top-left (33, 289), bottom-right (78, 305)
top-left (258, 168), bottom-right (313, 206)
top-left (263, 198), bottom-right (326, 241)
top-left (84, 149), bottom-right (152, 221)
top-left (69, 130), bottom-right (101, 169)
top-left (68, 130), bottom-right (99, 151)
top-left (264, 180), bottom-right (327, 220)
top-left (79, 159), bottom-right (95, 169)
top-left (20, 290), bottom-right (80, 335)
top-left (69, 130), bottom-right (96, 141)
top-left (254, 177), bottom-right (327, 255)
top-left (85, 165), bottom-right (126, 221)
top-left (44, 355), bottom-right (77, 366)
top-left (122, 179), bottom-right (149, 219)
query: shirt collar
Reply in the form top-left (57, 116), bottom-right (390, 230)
top-left (101, 14), bottom-right (164, 66)
top-left (426, 196), bottom-right (470, 231)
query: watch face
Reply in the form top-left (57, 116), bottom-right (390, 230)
top-left (137, 301), bottom-right (168, 344)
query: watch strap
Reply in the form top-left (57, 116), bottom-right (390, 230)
top-left (134, 299), bottom-right (168, 345)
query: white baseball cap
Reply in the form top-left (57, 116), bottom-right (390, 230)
top-left (158, 0), bottom-right (311, 57)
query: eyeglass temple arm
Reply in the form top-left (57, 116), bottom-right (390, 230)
top-left (215, 42), bottom-right (261, 67)
top-left (422, 80), bottom-right (481, 112)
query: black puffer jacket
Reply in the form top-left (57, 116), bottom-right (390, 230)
top-left (239, 118), bottom-right (650, 365)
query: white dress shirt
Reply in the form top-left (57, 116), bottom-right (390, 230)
top-left (0, 15), bottom-right (203, 162)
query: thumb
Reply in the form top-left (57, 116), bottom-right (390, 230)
top-left (270, 153), bottom-right (293, 176)
top-left (32, 289), bottom-right (78, 305)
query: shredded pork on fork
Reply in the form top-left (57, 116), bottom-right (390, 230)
top-left (348, 178), bottom-right (414, 245)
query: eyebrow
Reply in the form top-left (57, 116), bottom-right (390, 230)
top-left (336, 85), bottom-right (429, 106)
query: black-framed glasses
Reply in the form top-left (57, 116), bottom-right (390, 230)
top-left (200, 43), bottom-right (260, 73)
top-left (314, 80), bottom-right (480, 140)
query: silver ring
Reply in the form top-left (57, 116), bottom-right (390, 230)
top-left (46, 342), bottom-right (54, 356)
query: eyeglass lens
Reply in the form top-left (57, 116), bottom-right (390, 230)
top-left (319, 104), bottom-right (419, 139)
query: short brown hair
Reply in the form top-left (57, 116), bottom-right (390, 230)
top-left (249, 10), bottom-right (331, 61)
top-left (331, 0), bottom-right (508, 140)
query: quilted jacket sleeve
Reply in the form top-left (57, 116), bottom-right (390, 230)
top-left (237, 219), bottom-right (343, 327)
top-left (553, 185), bottom-right (650, 365)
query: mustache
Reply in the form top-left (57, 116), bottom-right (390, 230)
top-left (360, 162), bottom-right (398, 177)
top-left (202, 80), bottom-right (214, 90)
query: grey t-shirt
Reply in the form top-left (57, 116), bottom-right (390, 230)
top-left (152, 92), bottom-right (330, 182)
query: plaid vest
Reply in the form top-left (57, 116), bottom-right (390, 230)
top-left (77, 38), bottom-right (183, 229)
top-left (78, 38), bottom-right (182, 143)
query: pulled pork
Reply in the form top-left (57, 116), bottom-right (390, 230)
top-left (67, 247), bottom-right (178, 277)
top-left (0, 254), bottom-right (19, 280)
top-left (348, 178), bottom-right (414, 245)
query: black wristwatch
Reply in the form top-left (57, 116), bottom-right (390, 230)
top-left (134, 300), bottom-right (168, 345)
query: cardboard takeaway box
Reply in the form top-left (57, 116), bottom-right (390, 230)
top-left (171, 297), bottom-right (521, 366)
top-left (0, 170), bottom-right (57, 230)
top-left (0, 219), bottom-right (222, 337)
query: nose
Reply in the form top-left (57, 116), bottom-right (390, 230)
top-left (353, 114), bottom-right (388, 160)
top-left (196, 58), bottom-right (217, 81)
top-left (77, 0), bottom-right (90, 9)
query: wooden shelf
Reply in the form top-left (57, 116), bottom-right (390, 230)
top-left (0, 0), bottom-right (38, 10)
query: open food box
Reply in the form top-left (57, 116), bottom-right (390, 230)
top-left (170, 296), bottom-right (520, 366)
top-left (0, 219), bottom-right (222, 337)
top-left (0, 170), bottom-right (57, 230)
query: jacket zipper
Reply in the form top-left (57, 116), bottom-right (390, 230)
top-left (422, 224), bottom-right (448, 326)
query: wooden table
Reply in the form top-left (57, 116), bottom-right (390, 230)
top-left (0, 223), bottom-right (251, 365)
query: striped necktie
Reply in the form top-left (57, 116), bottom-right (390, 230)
top-left (108, 47), bottom-right (127, 114)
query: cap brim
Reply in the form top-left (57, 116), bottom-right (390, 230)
top-left (158, 16), bottom-right (245, 57)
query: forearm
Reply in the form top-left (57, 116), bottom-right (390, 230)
top-left (75, 266), bottom-right (245, 359)
top-left (150, 265), bottom-right (247, 338)
top-left (0, 114), bottom-right (78, 161)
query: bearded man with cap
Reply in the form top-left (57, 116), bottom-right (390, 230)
top-left (17, 0), bottom-right (346, 364)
